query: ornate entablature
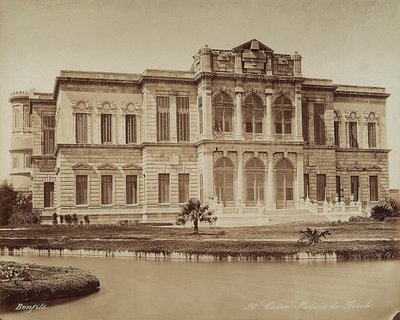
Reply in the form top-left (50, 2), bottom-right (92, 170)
top-left (71, 101), bottom-right (92, 114)
top-left (363, 111), bottom-right (379, 123)
top-left (344, 110), bottom-right (361, 122)
top-left (121, 102), bottom-right (142, 115)
top-left (96, 102), bottom-right (117, 113)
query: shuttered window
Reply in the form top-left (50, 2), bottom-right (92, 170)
top-left (316, 174), bottom-right (326, 201)
top-left (314, 104), bottom-right (326, 145)
top-left (304, 173), bottom-right (309, 198)
top-left (334, 120), bottom-right (340, 146)
top-left (43, 116), bottom-right (55, 155)
top-left (350, 176), bottom-right (360, 201)
top-left (213, 92), bottom-right (233, 133)
top-left (369, 176), bottom-right (378, 201)
top-left (178, 174), bottom-right (190, 203)
top-left (243, 94), bottom-right (263, 134)
top-left (157, 97), bottom-right (170, 141)
top-left (125, 115), bottom-right (137, 144)
top-left (177, 97), bottom-right (190, 142)
top-left (349, 122), bottom-right (358, 148)
top-left (76, 175), bottom-right (88, 205)
top-left (44, 182), bottom-right (54, 208)
top-left (302, 101), bottom-right (309, 142)
top-left (368, 123), bottom-right (376, 148)
top-left (158, 174), bottom-right (170, 203)
top-left (101, 175), bottom-right (113, 205)
top-left (126, 175), bottom-right (137, 204)
top-left (76, 113), bottom-right (88, 143)
top-left (336, 176), bottom-right (341, 201)
top-left (101, 114), bottom-right (112, 143)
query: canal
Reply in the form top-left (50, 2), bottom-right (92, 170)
top-left (1, 255), bottom-right (399, 320)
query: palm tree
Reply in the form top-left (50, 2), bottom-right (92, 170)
top-left (298, 228), bottom-right (331, 244)
top-left (371, 203), bottom-right (395, 221)
top-left (176, 198), bottom-right (216, 234)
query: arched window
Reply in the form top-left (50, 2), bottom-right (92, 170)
top-left (213, 92), bottom-right (233, 133)
top-left (243, 93), bottom-right (264, 134)
top-left (214, 157), bottom-right (234, 206)
top-left (13, 109), bottom-right (19, 129)
top-left (274, 95), bottom-right (293, 136)
top-left (245, 158), bottom-right (265, 206)
top-left (275, 158), bottom-right (294, 209)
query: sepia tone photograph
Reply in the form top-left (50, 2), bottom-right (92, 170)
top-left (0, 0), bottom-right (399, 319)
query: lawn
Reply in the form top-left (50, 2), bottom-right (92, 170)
top-left (0, 220), bottom-right (399, 260)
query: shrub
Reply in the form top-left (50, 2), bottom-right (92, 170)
top-left (52, 213), bottom-right (58, 225)
top-left (72, 214), bottom-right (78, 225)
top-left (84, 215), bottom-right (90, 225)
top-left (298, 228), bottom-right (331, 244)
top-left (60, 215), bottom-right (64, 224)
top-left (389, 199), bottom-right (400, 216)
top-left (349, 216), bottom-right (373, 223)
top-left (65, 214), bottom-right (72, 226)
top-left (371, 204), bottom-right (395, 221)
top-left (0, 181), bottom-right (18, 225)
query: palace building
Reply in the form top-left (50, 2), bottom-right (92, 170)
top-left (9, 39), bottom-right (390, 224)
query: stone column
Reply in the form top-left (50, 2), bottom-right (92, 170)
top-left (235, 87), bottom-right (243, 139)
top-left (170, 93), bottom-right (177, 142)
top-left (237, 152), bottom-right (243, 206)
top-left (267, 152), bottom-right (275, 209)
top-left (295, 88), bottom-right (303, 141)
top-left (265, 89), bottom-right (273, 140)
top-left (296, 153), bottom-right (304, 208)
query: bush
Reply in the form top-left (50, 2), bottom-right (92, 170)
top-left (65, 214), bottom-right (72, 226)
top-left (298, 228), bottom-right (331, 244)
top-left (389, 199), bottom-right (400, 216)
top-left (84, 215), bottom-right (90, 225)
top-left (349, 216), bottom-right (373, 223)
top-left (72, 214), bottom-right (78, 225)
top-left (60, 215), bottom-right (64, 224)
top-left (52, 213), bottom-right (58, 225)
top-left (371, 204), bottom-right (395, 221)
top-left (0, 181), bottom-right (18, 225)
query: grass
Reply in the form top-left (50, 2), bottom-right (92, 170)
top-left (0, 220), bottom-right (399, 260)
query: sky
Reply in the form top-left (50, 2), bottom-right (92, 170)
top-left (0, 0), bottom-right (399, 188)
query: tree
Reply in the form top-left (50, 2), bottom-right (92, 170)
top-left (0, 181), bottom-right (18, 225)
top-left (8, 193), bottom-right (41, 225)
top-left (176, 198), bottom-right (216, 234)
top-left (298, 228), bottom-right (331, 244)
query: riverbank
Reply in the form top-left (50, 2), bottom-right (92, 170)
top-left (0, 221), bottom-right (399, 261)
top-left (0, 261), bottom-right (100, 304)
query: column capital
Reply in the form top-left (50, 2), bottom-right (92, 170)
top-left (235, 87), bottom-right (244, 94)
top-left (265, 88), bottom-right (274, 95)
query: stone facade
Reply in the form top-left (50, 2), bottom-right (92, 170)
top-left (9, 39), bottom-right (390, 223)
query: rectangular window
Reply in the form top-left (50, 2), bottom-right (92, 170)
top-left (178, 173), bottom-right (190, 203)
top-left (368, 123), bottom-right (376, 148)
top-left (76, 175), bottom-right (88, 205)
top-left (177, 97), bottom-right (190, 142)
top-left (157, 97), bottom-right (170, 141)
top-left (43, 115), bottom-right (55, 155)
top-left (126, 175), bottom-right (137, 205)
top-left (350, 176), bottom-right (360, 201)
top-left (302, 102), bottom-right (309, 142)
top-left (316, 174), bottom-right (326, 201)
top-left (101, 175), bottom-right (113, 205)
top-left (314, 104), bottom-right (326, 145)
top-left (349, 122), bottom-right (358, 148)
top-left (125, 115), bottom-right (137, 144)
top-left (158, 174), bottom-right (170, 203)
top-left (44, 182), bottom-right (54, 208)
top-left (303, 174), bottom-right (309, 198)
top-left (25, 155), bottom-right (31, 168)
top-left (369, 176), bottom-right (378, 201)
top-left (198, 96), bottom-right (203, 134)
top-left (76, 113), bottom-right (88, 143)
top-left (101, 114), bottom-right (112, 143)
top-left (334, 121), bottom-right (340, 146)
top-left (336, 176), bottom-right (341, 201)
top-left (284, 110), bottom-right (292, 134)
top-left (12, 156), bottom-right (18, 169)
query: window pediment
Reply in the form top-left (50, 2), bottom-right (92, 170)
top-left (367, 164), bottom-right (382, 171)
top-left (122, 163), bottom-right (142, 171)
top-left (98, 163), bottom-right (118, 170)
top-left (72, 163), bottom-right (93, 171)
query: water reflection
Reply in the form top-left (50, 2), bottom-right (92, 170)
top-left (1, 255), bottom-right (399, 320)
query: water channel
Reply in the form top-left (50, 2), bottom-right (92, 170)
top-left (0, 254), bottom-right (399, 320)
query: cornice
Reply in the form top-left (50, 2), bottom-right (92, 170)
top-left (334, 90), bottom-right (390, 99)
